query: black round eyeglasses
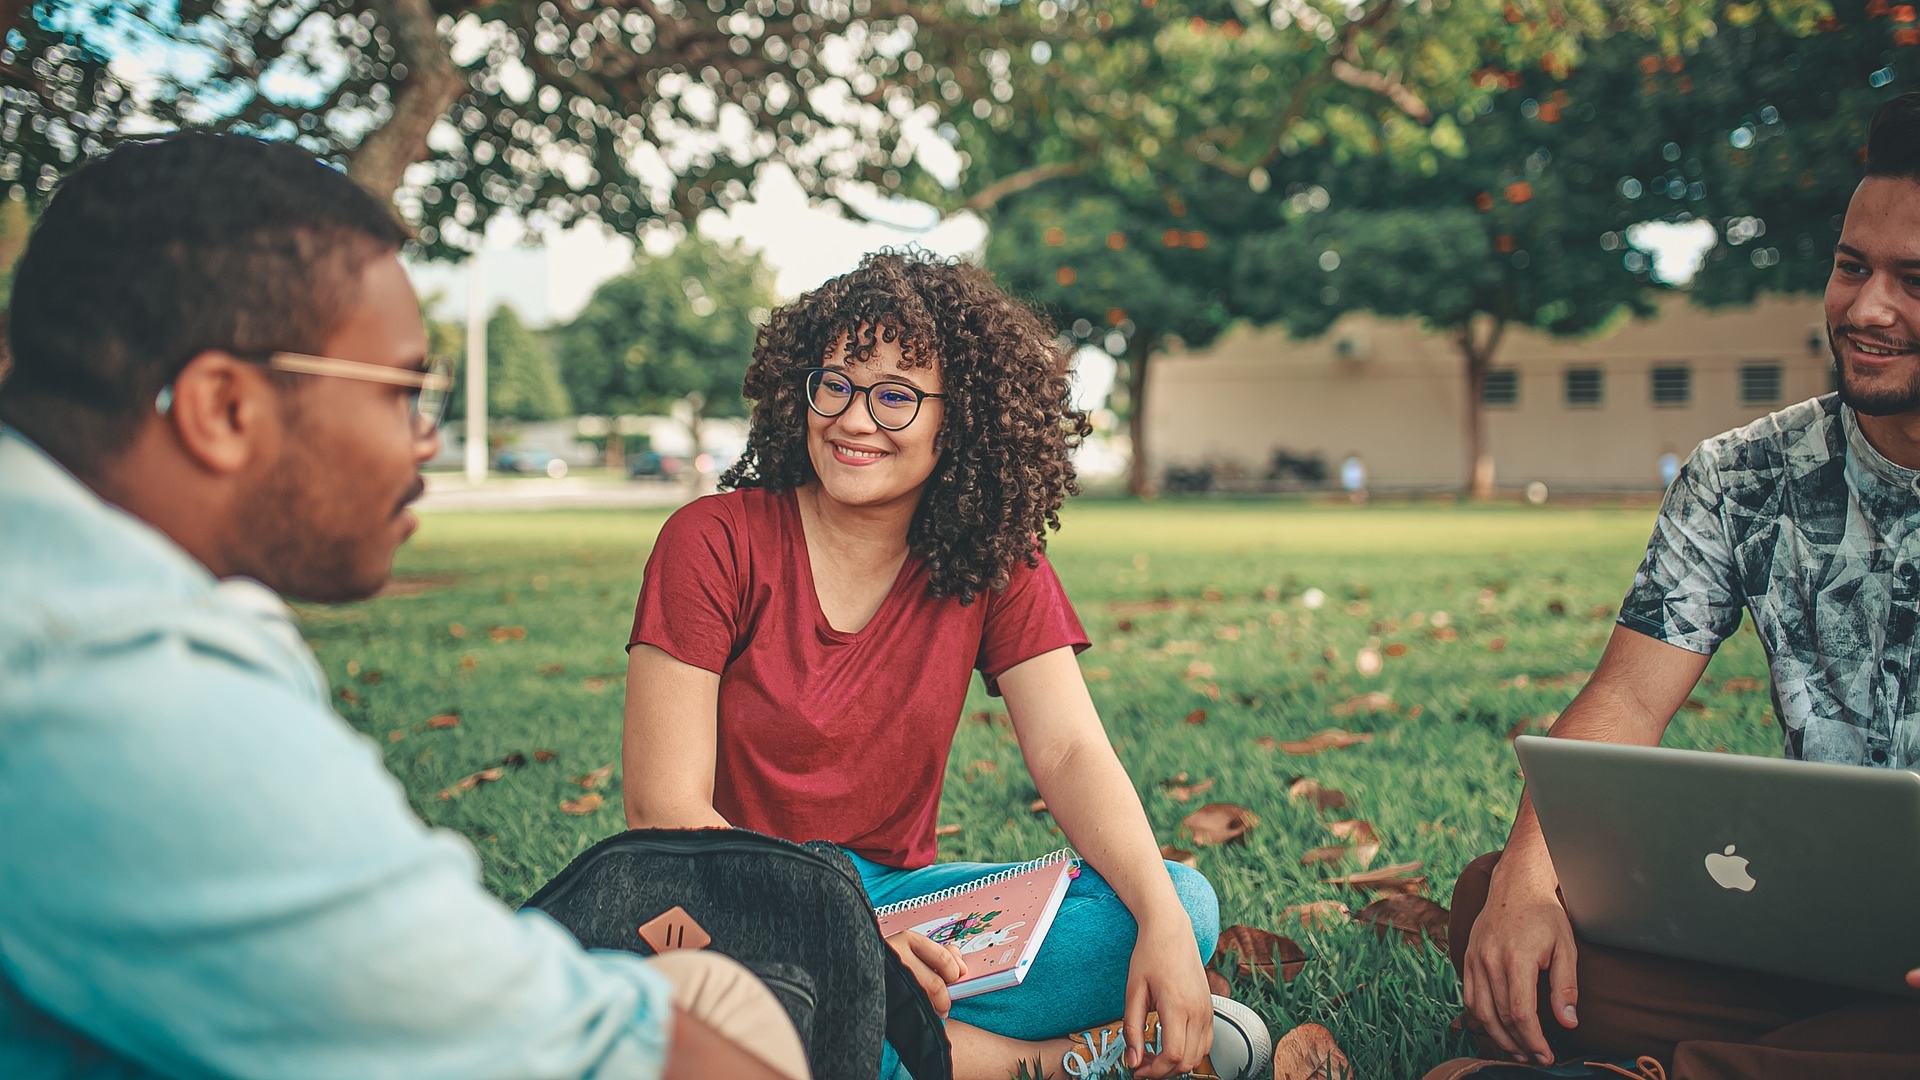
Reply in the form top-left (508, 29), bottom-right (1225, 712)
top-left (802, 367), bottom-right (944, 431)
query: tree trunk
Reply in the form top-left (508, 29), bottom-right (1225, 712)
top-left (347, 0), bottom-right (466, 203)
top-left (1125, 334), bottom-right (1157, 499)
top-left (1455, 315), bottom-right (1507, 500)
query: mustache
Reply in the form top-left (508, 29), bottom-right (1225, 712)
top-left (1833, 325), bottom-right (1920, 353)
top-left (397, 475), bottom-right (426, 515)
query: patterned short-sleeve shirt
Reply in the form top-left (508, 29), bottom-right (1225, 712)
top-left (1619, 394), bottom-right (1920, 769)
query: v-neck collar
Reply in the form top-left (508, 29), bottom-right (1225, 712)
top-left (783, 488), bottom-right (919, 642)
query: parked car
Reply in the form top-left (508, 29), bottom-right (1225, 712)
top-left (496, 446), bottom-right (569, 478)
top-left (626, 450), bottom-right (687, 481)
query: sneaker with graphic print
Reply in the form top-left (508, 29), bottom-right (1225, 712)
top-left (1060, 995), bottom-right (1272, 1079)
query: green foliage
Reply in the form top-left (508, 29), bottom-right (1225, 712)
top-left (557, 234), bottom-right (771, 425)
top-left (1, 2), bottom-right (131, 207)
top-left (480, 305), bottom-right (569, 422)
top-left (304, 499), bottom-right (1780, 1080)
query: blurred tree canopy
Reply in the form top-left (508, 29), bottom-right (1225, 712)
top-left (973, 0), bottom-right (1909, 495)
top-left (482, 303), bottom-right (570, 420)
top-left (557, 233), bottom-right (771, 457)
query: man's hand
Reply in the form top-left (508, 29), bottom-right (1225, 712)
top-left (1462, 869), bottom-right (1580, 1067)
top-left (1121, 920), bottom-right (1213, 1078)
top-left (885, 931), bottom-right (967, 1018)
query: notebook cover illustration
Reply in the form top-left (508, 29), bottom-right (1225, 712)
top-left (874, 850), bottom-right (1077, 1000)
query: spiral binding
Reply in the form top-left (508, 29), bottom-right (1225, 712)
top-left (873, 849), bottom-right (1078, 916)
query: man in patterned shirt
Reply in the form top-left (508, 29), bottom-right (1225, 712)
top-left (1430, 93), bottom-right (1920, 1080)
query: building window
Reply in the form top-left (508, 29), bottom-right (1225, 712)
top-left (1741, 362), bottom-right (1783, 405)
top-left (1565, 367), bottom-right (1604, 408)
top-left (1482, 369), bottom-right (1520, 407)
top-left (1650, 365), bottom-right (1692, 407)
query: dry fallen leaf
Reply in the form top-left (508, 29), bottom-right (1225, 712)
top-left (426, 714), bottom-right (460, 729)
top-left (1354, 648), bottom-right (1383, 677)
top-left (1161, 776), bottom-right (1216, 802)
top-left (935, 823), bottom-right (962, 837)
top-left (559, 793), bottom-right (604, 815)
top-left (1159, 843), bottom-right (1198, 868)
top-left (1325, 819), bottom-right (1379, 844)
top-left (1430, 627), bottom-right (1460, 642)
top-left (1206, 968), bottom-right (1232, 996)
top-left (1182, 660), bottom-right (1216, 680)
top-left (1280, 900), bottom-right (1352, 929)
top-left (1254, 735), bottom-right (1278, 751)
top-left (1722, 676), bottom-right (1761, 692)
top-left (1358, 894), bottom-right (1453, 952)
top-left (1215, 924), bottom-right (1308, 982)
top-left (1084, 667), bottom-right (1112, 681)
top-left (573, 764), bottom-right (614, 790)
top-left (1184, 708), bottom-right (1208, 725)
top-left (1385, 642), bottom-right (1409, 657)
top-left (1286, 778), bottom-right (1349, 813)
top-left (1300, 845), bottom-right (1349, 868)
top-left (1330, 691), bottom-right (1395, 717)
top-left (1182, 802), bottom-right (1259, 846)
top-left (388, 730), bottom-right (404, 743)
top-left (487, 625), bottom-right (527, 642)
top-left (1279, 729), bottom-right (1375, 755)
top-left (1328, 860), bottom-right (1427, 895)
top-left (1488, 637), bottom-right (1508, 652)
top-left (1506, 714), bottom-right (1556, 739)
top-left (457, 766), bottom-right (505, 792)
top-left (1680, 698), bottom-right (1708, 712)
top-left (448, 622), bottom-right (467, 638)
top-left (1352, 841), bottom-right (1381, 870)
top-left (538, 663), bottom-right (565, 676)
top-left (969, 759), bottom-right (998, 774)
top-left (338, 688), bottom-right (362, 706)
top-left (1029, 798), bottom-right (1049, 814)
top-left (1272, 1022), bottom-right (1353, 1080)
top-left (533, 749), bottom-right (558, 762)
top-left (583, 677), bottom-right (607, 692)
top-left (359, 670), bottom-right (383, 685)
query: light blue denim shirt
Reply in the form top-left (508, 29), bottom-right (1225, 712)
top-left (0, 429), bottom-right (674, 1079)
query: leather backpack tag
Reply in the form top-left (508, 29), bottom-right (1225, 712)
top-left (637, 906), bottom-right (712, 953)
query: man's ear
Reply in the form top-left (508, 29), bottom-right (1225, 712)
top-left (164, 351), bottom-right (284, 475)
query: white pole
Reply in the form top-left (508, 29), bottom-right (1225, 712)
top-left (463, 251), bottom-right (488, 485)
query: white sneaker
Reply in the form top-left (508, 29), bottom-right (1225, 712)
top-left (1206, 994), bottom-right (1273, 1080)
top-left (1060, 994), bottom-right (1273, 1079)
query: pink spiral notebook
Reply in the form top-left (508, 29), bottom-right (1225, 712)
top-left (874, 850), bottom-right (1078, 1000)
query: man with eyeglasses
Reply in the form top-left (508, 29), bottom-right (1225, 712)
top-left (0, 134), bottom-right (805, 1079)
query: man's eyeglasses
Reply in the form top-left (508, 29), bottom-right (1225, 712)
top-left (156, 352), bottom-right (455, 435)
top-left (801, 367), bottom-right (943, 432)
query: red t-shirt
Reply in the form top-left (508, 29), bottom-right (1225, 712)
top-left (629, 487), bottom-right (1089, 868)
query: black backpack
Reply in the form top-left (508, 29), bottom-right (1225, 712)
top-left (522, 828), bottom-right (953, 1080)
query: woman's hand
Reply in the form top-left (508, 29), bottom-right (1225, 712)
top-left (1122, 918), bottom-right (1213, 1078)
top-left (884, 931), bottom-right (968, 1019)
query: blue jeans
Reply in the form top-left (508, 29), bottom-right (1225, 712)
top-left (846, 850), bottom-right (1220, 1080)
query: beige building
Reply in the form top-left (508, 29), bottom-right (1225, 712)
top-left (1145, 294), bottom-right (1833, 492)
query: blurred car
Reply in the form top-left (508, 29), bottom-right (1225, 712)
top-left (626, 450), bottom-right (687, 481)
top-left (496, 446), bottom-right (569, 478)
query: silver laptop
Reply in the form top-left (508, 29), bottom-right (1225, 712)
top-left (1515, 735), bottom-right (1920, 997)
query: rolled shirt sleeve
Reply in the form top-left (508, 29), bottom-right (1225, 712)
top-left (1617, 445), bottom-right (1746, 655)
top-left (0, 627), bottom-right (674, 1080)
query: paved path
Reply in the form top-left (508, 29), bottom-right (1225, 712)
top-left (416, 475), bottom-right (700, 512)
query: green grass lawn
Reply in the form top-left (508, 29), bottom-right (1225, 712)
top-left (299, 497), bottom-right (1779, 1080)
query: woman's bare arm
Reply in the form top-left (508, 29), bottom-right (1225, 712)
top-left (621, 644), bottom-right (731, 830)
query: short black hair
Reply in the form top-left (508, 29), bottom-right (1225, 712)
top-left (0, 133), bottom-right (406, 477)
top-left (1866, 91), bottom-right (1920, 183)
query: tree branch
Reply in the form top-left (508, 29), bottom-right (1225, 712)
top-left (963, 161), bottom-right (1081, 212)
top-left (347, 0), bottom-right (466, 202)
top-left (1329, 58), bottom-right (1432, 123)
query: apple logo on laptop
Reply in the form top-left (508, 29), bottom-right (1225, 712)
top-left (1704, 845), bottom-right (1756, 892)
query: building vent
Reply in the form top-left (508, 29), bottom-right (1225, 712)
top-left (1741, 362), bottom-right (1783, 405)
top-left (1482, 369), bottom-right (1520, 407)
top-left (1650, 365), bottom-right (1692, 407)
top-left (1565, 367), bottom-right (1605, 408)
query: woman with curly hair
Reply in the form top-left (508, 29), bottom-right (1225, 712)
top-left (621, 251), bottom-right (1268, 1080)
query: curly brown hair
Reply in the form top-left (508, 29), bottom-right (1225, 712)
top-left (720, 250), bottom-right (1091, 604)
